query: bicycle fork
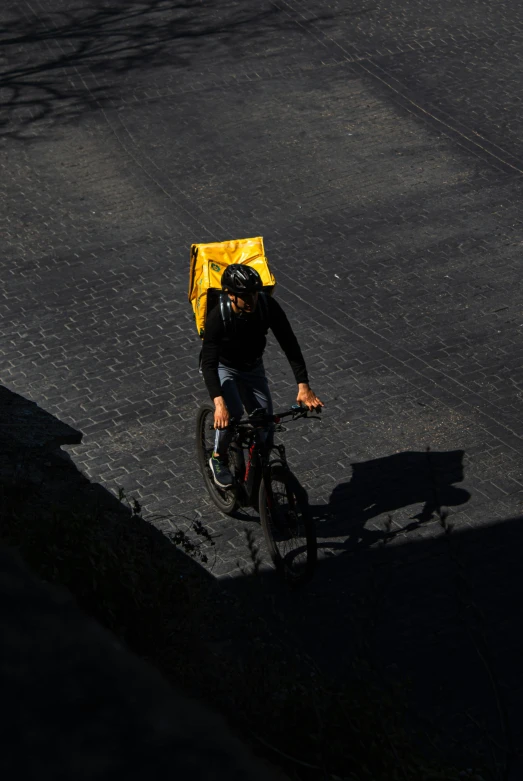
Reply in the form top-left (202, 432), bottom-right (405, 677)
top-left (245, 443), bottom-right (262, 501)
top-left (260, 443), bottom-right (289, 511)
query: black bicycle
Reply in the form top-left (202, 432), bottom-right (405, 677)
top-left (196, 402), bottom-right (319, 584)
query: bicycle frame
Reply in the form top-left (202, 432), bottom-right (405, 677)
top-left (228, 404), bottom-right (319, 508)
top-left (199, 401), bottom-right (319, 582)
top-left (231, 428), bottom-right (286, 507)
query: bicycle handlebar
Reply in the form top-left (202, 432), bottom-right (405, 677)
top-left (236, 404), bottom-right (322, 427)
top-left (207, 404), bottom-right (322, 431)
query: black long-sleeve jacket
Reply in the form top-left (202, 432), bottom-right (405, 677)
top-left (201, 295), bottom-right (309, 400)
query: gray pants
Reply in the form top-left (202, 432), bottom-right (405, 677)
top-left (214, 362), bottom-right (273, 457)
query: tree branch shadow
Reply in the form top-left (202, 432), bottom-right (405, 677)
top-left (0, 0), bottom-right (334, 140)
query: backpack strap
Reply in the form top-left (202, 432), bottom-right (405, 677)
top-left (258, 291), bottom-right (269, 330)
top-left (198, 293), bottom-right (232, 375)
top-left (219, 291), bottom-right (234, 333)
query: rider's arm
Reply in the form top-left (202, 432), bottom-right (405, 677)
top-left (267, 297), bottom-right (310, 386)
top-left (201, 307), bottom-right (225, 401)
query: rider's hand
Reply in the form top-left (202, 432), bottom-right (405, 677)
top-left (213, 396), bottom-right (230, 429)
top-left (296, 383), bottom-right (324, 411)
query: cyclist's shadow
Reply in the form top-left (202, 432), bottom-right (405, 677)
top-left (311, 449), bottom-right (471, 551)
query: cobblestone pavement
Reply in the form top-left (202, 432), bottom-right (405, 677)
top-left (3, 0), bottom-right (523, 769)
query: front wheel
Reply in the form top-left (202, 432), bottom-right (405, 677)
top-left (196, 402), bottom-right (238, 515)
top-left (259, 467), bottom-right (317, 584)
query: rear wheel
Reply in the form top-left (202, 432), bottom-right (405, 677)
top-left (196, 402), bottom-right (238, 515)
top-left (259, 467), bottom-right (316, 584)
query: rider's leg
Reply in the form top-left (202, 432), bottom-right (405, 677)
top-left (237, 363), bottom-right (275, 449)
top-left (213, 365), bottom-right (244, 459)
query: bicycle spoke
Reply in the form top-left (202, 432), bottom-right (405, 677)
top-left (260, 471), bottom-right (316, 583)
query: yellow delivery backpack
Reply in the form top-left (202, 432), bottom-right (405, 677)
top-left (188, 236), bottom-right (276, 339)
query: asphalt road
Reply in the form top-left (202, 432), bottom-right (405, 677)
top-left (3, 0), bottom-right (523, 771)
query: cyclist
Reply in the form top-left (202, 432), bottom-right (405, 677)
top-left (201, 264), bottom-right (323, 489)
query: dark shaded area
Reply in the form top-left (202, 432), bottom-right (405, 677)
top-left (0, 384), bottom-right (281, 778)
top-left (0, 381), bottom-right (82, 449)
top-left (224, 449), bottom-right (523, 775)
top-left (285, 515), bottom-right (523, 774)
top-left (0, 0), bottom-right (331, 140)
top-left (0, 382), bottom-right (82, 491)
top-left (0, 543), bottom-right (275, 781)
top-left (2, 383), bottom-right (522, 776)
top-left (5, 386), bottom-right (461, 779)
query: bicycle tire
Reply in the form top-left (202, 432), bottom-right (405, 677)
top-left (196, 402), bottom-right (239, 515)
top-left (259, 466), bottom-right (316, 584)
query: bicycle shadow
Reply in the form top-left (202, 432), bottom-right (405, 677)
top-left (310, 448), bottom-right (471, 551)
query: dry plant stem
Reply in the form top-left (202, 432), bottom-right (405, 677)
top-left (245, 527), bottom-right (262, 575)
top-left (464, 632), bottom-right (513, 781)
top-left (235, 528), bottom-right (263, 578)
top-left (380, 714), bottom-right (411, 781)
top-left (309, 680), bottom-right (329, 779)
top-left (118, 487), bottom-right (218, 565)
top-left (465, 712), bottom-right (519, 758)
top-left (451, 545), bottom-right (513, 778)
top-left (249, 730), bottom-right (322, 771)
top-left (414, 707), bottom-right (493, 766)
top-left (464, 712), bottom-right (505, 779)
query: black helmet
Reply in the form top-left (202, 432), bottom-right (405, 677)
top-left (221, 264), bottom-right (263, 296)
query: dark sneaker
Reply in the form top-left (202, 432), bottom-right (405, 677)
top-left (209, 454), bottom-right (234, 489)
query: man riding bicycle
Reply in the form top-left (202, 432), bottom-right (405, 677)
top-left (201, 264), bottom-right (323, 489)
